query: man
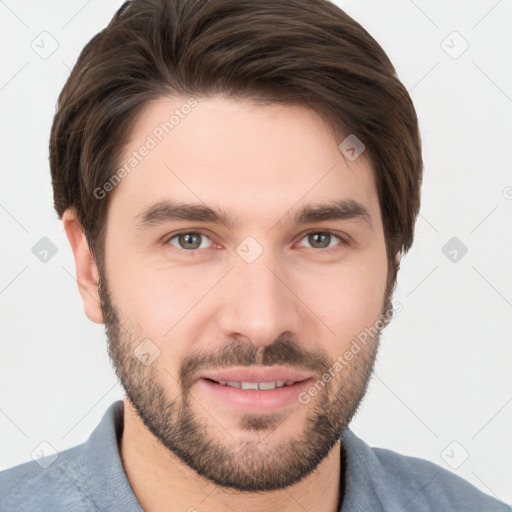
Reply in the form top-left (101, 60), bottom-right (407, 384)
top-left (0, 0), bottom-right (508, 510)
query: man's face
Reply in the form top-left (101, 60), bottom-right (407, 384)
top-left (97, 95), bottom-right (389, 491)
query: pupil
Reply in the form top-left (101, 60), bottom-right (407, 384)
top-left (311, 233), bottom-right (329, 248)
top-left (182, 233), bottom-right (200, 249)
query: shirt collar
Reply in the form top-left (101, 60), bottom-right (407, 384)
top-left (81, 400), bottom-right (143, 511)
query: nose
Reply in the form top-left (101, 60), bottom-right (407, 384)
top-left (216, 249), bottom-right (304, 350)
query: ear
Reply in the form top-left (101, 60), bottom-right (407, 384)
top-left (62, 210), bottom-right (104, 324)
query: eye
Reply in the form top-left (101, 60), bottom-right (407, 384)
top-left (164, 230), bottom-right (347, 253)
top-left (298, 231), bottom-right (345, 250)
top-left (166, 231), bottom-right (212, 251)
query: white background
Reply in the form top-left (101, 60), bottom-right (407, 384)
top-left (1, 0), bottom-right (511, 506)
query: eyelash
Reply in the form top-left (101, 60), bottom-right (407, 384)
top-left (163, 230), bottom-right (349, 254)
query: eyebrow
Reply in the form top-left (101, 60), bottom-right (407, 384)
top-left (134, 198), bottom-right (372, 230)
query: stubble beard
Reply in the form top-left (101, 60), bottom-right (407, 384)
top-left (98, 263), bottom-right (391, 491)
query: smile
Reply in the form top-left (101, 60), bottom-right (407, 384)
top-left (206, 379), bottom-right (298, 390)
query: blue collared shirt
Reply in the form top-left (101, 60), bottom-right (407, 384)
top-left (0, 400), bottom-right (509, 511)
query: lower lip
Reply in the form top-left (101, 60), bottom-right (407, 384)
top-left (197, 378), bottom-right (313, 414)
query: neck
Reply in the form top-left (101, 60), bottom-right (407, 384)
top-left (119, 398), bottom-right (344, 512)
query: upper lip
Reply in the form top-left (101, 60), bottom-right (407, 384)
top-left (198, 367), bottom-right (313, 383)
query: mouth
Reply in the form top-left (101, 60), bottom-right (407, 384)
top-left (195, 368), bottom-right (314, 413)
top-left (197, 366), bottom-right (313, 386)
top-left (203, 378), bottom-right (303, 390)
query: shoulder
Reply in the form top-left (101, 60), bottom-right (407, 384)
top-left (342, 429), bottom-right (510, 511)
top-left (0, 442), bottom-right (96, 512)
top-left (1, 401), bottom-right (141, 512)
top-left (0, 401), bottom-right (138, 512)
top-left (377, 446), bottom-right (507, 508)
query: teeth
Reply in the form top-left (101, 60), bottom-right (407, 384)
top-left (241, 382), bottom-right (259, 390)
top-left (215, 380), bottom-right (297, 390)
top-left (258, 381), bottom-right (277, 390)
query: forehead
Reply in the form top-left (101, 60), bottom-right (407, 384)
top-left (107, 95), bottom-right (380, 229)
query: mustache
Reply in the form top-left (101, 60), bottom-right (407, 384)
top-left (179, 334), bottom-right (332, 389)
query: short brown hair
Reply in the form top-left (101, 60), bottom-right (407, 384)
top-left (50, 0), bottom-right (422, 299)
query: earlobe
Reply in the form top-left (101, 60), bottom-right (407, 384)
top-left (62, 210), bottom-right (104, 324)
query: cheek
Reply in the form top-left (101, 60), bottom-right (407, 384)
top-left (301, 256), bottom-right (387, 345)
top-left (103, 239), bottom-right (194, 338)
top-left (118, 272), bottom-right (201, 339)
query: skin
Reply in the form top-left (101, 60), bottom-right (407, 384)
top-left (63, 95), bottom-right (390, 512)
